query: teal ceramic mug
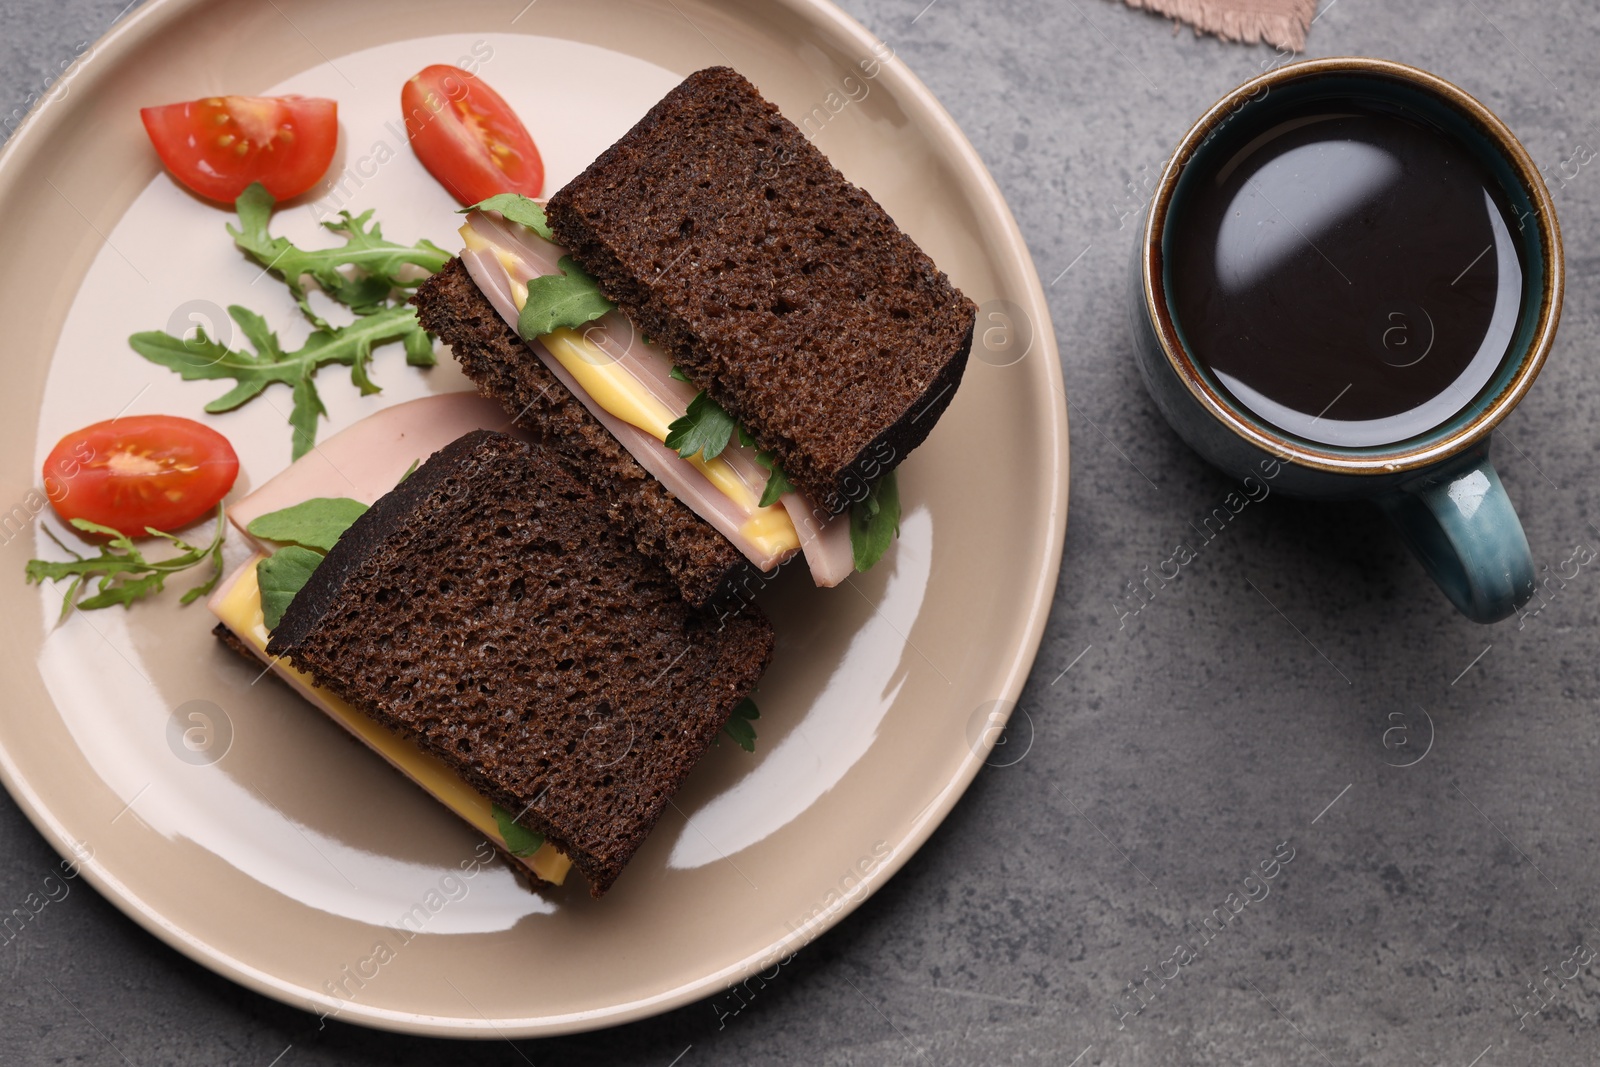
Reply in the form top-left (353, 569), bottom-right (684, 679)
top-left (1131, 57), bottom-right (1562, 624)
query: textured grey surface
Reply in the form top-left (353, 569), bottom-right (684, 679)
top-left (4, 0), bottom-right (1600, 1063)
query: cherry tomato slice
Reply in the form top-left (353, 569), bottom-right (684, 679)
top-left (140, 95), bottom-right (338, 203)
top-left (402, 65), bottom-right (543, 205)
top-left (45, 416), bottom-right (240, 534)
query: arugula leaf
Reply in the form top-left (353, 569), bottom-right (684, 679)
top-left (516, 256), bottom-right (614, 339)
top-left (25, 507), bottom-right (226, 622)
top-left (256, 546), bottom-right (325, 631)
top-left (397, 458), bottom-right (420, 485)
top-left (720, 698), bottom-right (760, 752)
top-left (849, 472), bottom-right (901, 571)
top-left (246, 497), bottom-right (368, 553)
top-left (230, 183), bottom-right (450, 327)
top-left (755, 454), bottom-right (794, 509)
top-left (251, 496), bottom-right (370, 629)
top-left (490, 803), bottom-right (546, 857)
top-left (460, 194), bottom-right (554, 241)
top-left (130, 302), bottom-right (434, 460)
top-left (668, 366), bottom-right (691, 383)
top-left (665, 391), bottom-right (738, 463)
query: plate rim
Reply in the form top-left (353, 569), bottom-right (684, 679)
top-left (0, 0), bottom-right (1071, 1037)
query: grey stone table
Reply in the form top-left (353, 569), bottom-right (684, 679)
top-left (4, 1), bottom-right (1598, 1063)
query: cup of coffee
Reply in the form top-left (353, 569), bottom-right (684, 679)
top-left (1131, 57), bottom-right (1562, 623)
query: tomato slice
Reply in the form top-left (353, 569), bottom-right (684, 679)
top-left (45, 416), bottom-right (240, 534)
top-left (140, 95), bottom-right (338, 203)
top-left (402, 65), bottom-right (543, 205)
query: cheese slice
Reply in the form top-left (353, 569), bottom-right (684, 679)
top-left (209, 556), bottom-right (573, 886)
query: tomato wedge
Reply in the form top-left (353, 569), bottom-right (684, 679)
top-left (140, 95), bottom-right (338, 203)
top-left (402, 65), bottom-right (543, 205)
top-left (45, 416), bottom-right (240, 534)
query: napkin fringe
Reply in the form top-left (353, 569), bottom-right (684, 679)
top-left (1123, 0), bottom-right (1317, 52)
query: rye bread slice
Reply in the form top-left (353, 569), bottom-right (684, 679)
top-left (265, 430), bottom-right (774, 896)
top-left (210, 622), bottom-right (558, 892)
top-left (546, 65), bottom-right (976, 515)
top-left (412, 258), bottom-right (753, 611)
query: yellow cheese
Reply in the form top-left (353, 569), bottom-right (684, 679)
top-left (741, 502), bottom-right (805, 545)
top-left (496, 249), bottom-right (527, 307)
top-left (461, 223), bottom-right (800, 557)
top-left (214, 558), bottom-right (572, 886)
top-left (540, 327), bottom-right (789, 517)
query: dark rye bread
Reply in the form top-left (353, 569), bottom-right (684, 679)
top-left (209, 622), bottom-right (562, 891)
top-left (209, 617), bottom-right (566, 895)
top-left (265, 430), bottom-right (774, 896)
top-left (413, 258), bottom-right (752, 611)
top-left (546, 65), bottom-right (976, 515)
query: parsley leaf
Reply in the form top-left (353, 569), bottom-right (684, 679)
top-left (664, 390), bottom-right (790, 503)
top-left (665, 391), bottom-right (738, 462)
top-left (720, 697), bottom-right (760, 752)
top-left (516, 256), bottom-right (615, 339)
top-left (246, 497), bottom-right (368, 553)
top-left (230, 183), bottom-right (450, 327)
top-left (460, 194), bottom-right (554, 241)
top-left (256, 546), bottom-right (325, 631)
top-left (849, 472), bottom-right (901, 571)
top-left (25, 506), bottom-right (226, 622)
top-left (490, 803), bottom-right (546, 857)
top-left (130, 302), bottom-right (435, 460)
top-left (755, 453), bottom-right (794, 508)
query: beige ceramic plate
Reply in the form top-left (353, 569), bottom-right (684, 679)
top-left (0, 0), bottom-right (1067, 1037)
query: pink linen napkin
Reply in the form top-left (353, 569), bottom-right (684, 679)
top-left (1123, 0), bottom-right (1319, 51)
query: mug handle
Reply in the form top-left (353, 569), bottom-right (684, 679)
top-left (1375, 440), bottom-right (1535, 624)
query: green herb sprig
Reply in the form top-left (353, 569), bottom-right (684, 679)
top-left (132, 184), bottom-right (444, 460)
top-left (131, 304), bottom-right (433, 461)
top-left (664, 390), bottom-right (738, 463)
top-left (665, 389), bottom-right (799, 512)
top-left (462, 194), bottom-right (614, 336)
top-left (755, 453), bottom-right (795, 508)
top-left (849, 471), bottom-right (900, 572)
top-left (719, 697), bottom-right (761, 752)
top-left (25, 506), bottom-right (226, 622)
top-left (461, 194), bottom-right (555, 241)
top-left (516, 256), bottom-right (615, 339)
top-left (232, 183), bottom-right (450, 327)
top-left (245, 496), bottom-right (370, 553)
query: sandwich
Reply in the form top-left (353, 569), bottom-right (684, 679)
top-left (210, 409), bottom-right (773, 896)
top-left (208, 66), bottom-right (974, 896)
top-left (414, 65), bottom-right (976, 609)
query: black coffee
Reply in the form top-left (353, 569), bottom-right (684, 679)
top-left (1166, 101), bottom-right (1524, 447)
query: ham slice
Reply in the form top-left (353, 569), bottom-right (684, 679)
top-left (228, 392), bottom-right (527, 549)
top-left (783, 493), bottom-right (854, 588)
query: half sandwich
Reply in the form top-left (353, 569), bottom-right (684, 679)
top-left (415, 65), bottom-right (976, 609)
top-left (211, 411), bottom-right (773, 896)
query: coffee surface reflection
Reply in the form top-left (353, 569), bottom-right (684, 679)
top-left (1167, 102), bottom-right (1523, 448)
